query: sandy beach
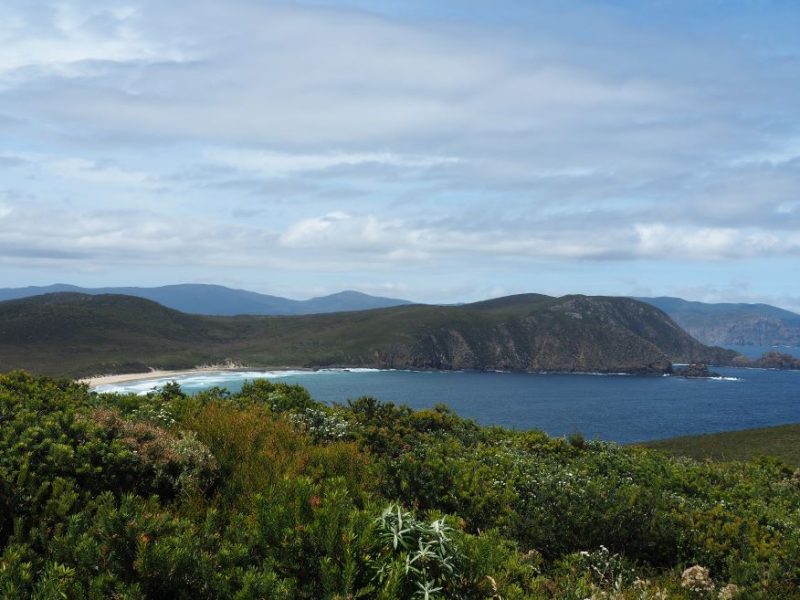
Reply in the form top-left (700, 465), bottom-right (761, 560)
top-left (80, 366), bottom-right (253, 388)
top-left (79, 365), bottom-right (321, 388)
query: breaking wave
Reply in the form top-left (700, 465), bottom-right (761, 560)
top-left (94, 368), bottom-right (383, 395)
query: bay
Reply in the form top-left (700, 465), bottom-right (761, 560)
top-left (96, 367), bottom-right (799, 444)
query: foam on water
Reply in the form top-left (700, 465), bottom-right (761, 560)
top-left (94, 367), bottom-right (748, 395)
top-left (94, 368), bottom-right (383, 395)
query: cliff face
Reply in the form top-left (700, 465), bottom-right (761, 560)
top-left (0, 292), bottom-right (740, 377)
top-left (678, 316), bottom-right (800, 347)
top-left (638, 297), bottom-right (800, 346)
top-left (366, 295), bottom-right (737, 374)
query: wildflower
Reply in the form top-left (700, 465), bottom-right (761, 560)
top-left (681, 565), bottom-right (715, 593)
top-left (718, 583), bottom-right (739, 599)
top-left (791, 468), bottom-right (800, 486)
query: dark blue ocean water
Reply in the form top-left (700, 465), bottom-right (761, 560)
top-left (96, 367), bottom-right (799, 444)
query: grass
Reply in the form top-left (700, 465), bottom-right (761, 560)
top-left (640, 423), bottom-right (800, 466)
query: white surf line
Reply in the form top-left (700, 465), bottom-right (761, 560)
top-left (90, 367), bottom-right (388, 394)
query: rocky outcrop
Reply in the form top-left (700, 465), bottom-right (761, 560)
top-left (749, 351), bottom-right (800, 370)
top-left (672, 363), bottom-right (721, 378)
top-left (364, 295), bottom-right (737, 374)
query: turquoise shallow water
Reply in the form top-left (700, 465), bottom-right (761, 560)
top-left (96, 367), bottom-right (800, 443)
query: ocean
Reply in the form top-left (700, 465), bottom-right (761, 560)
top-left (95, 366), bottom-right (799, 443)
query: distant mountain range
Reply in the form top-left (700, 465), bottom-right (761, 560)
top-left (0, 292), bottom-right (737, 378)
top-left (637, 297), bottom-right (800, 347)
top-left (0, 284), bottom-right (412, 316)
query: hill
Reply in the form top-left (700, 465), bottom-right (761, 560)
top-left (638, 296), bottom-right (800, 347)
top-left (640, 424), bottom-right (800, 466)
top-left (0, 292), bottom-right (738, 377)
top-left (0, 283), bottom-right (412, 316)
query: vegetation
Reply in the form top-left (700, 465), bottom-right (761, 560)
top-left (745, 352), bottom-right (800, 370)
top-left (1, 371), bottom-right (799, 598)
top-left (0, 292), bottom-right (738, 377)
top-left (639, 297), bottom-right (800, 347)
top-left (641, 424), bottom-right (800, 466)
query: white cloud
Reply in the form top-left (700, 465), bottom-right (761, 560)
top-left (47, 158), bottom-right (157, 187)
top-left (0, 3), bottom-right (174, 84)
top-left (280, 212), bottom-right (403, 249)
top-left (634, 224), bottom-right (795, 260)
top-left (0, 202), bottom-right (272, 267)
top-left (207, 148), bottom-right (457, 176)
top-left (280, 212), bottom-right (800, 264)
top-left (0, 0), bottom-right (682, 151)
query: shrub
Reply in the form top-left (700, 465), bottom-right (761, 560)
top-left (91, 408), bottom-right (219, 498)
top-left (2, 372), bottom-right (800, 598)
top-left (183, 401), bottom-right (371, 506)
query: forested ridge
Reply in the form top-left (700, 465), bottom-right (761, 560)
top-left (1, 371), bottom-right (798, 598)
top-left (0, 293), bottom-right (738, 377)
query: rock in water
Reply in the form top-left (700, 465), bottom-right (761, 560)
top-left (672, 363), bottom-right (720, 378)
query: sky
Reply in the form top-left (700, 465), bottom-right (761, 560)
top-left (1, 0), bottom-right (799, 309)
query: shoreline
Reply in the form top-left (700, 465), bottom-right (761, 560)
top-left (81, 363), bottom-right (761, 389)
top-left (81, 366), bottom-right (315, 388)
top-left (81, 366), bottom-right (660, 388)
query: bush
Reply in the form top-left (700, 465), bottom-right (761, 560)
top-left (1, 371), bottom-right (799, 598)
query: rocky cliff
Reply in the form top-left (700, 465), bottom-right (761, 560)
top-left (638, 297), bottom-right (800, 346)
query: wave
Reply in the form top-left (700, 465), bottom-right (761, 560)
top-left (94, 368), bottom-right (385, 395)
top-left (663, 374), bottom-right (743, 382)
top-left (536, 371), bottom-right (632, 377)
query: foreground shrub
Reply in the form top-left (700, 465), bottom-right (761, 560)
top-left (183, 401), bottom-right (370, 506)
top-left (1, 372), bottom-right (799, 598)
top-left (91, 408), bottom-right (218, 498)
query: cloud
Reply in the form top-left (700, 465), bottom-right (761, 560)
top-left (0, 0), bottom-right (799, 307)
top-left (207, 149), bottom-right (457, 177)
top-left (0, 0), bottom-right (681, 150)
top-left (0, 202), bottom-right (274, 269)
top-left (633, 224), bottom-right (797, 260)
top-left (278, 211), bottom-right (800, 264)
top-left (0, 3), bottom-right (174, 87)
top-left (46, 158), bottom-right (158, 187)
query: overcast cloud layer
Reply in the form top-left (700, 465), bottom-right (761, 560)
top-left (1, 0), bottom-right (799, 309)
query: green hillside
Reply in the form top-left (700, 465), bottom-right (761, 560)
top-left (0, 292), bottom-right (739, 377)
top-left (641, 424), bottom-right (800, 466)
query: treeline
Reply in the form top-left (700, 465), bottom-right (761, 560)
top-left (0, 372), bottom-right (798, 598)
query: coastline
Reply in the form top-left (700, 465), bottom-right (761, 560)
top-left (81, 365), bottom-right (316, 388)
top-left (81, 363), bottom-right (743, 389)
top-left (80, 367), bottom-right (242, 387)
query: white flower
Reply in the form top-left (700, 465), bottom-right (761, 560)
top-left (681, 565), bottom-right (715, 593)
